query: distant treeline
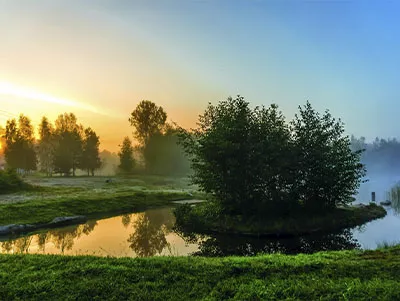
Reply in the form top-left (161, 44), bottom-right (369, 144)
top-left (2, 113), bottom-right (101, 176)
top-left (0, 101), bottom-right (191, 177)
top-left (350, 136), bottom-right (400, 175)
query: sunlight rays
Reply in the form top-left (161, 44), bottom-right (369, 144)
top-left (0, 81), bottom-right (106, 115)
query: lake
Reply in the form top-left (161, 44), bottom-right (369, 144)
top-left (1, 176), bottom-right (400, 257)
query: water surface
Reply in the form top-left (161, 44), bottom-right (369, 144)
top-left (2, 176), bottom-right (400, 257)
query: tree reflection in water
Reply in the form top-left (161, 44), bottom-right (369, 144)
top-left (176, 229), bottom-right (361, 257)
top-left (127, 208), bottom-right (174, 257)
top-left (121, 214), bottom-right (132, 228)
top-left (0, 220), bottom-right (98, 254)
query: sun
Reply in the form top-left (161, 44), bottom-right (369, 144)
top-left (0, 81), bottom-right (105, 115)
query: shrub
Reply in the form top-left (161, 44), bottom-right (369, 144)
top-left (179, 96), bottom-right (365, 218)
top-left (0, 169), bottom-right (30, 194)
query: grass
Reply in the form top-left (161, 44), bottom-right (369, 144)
top-left (0, 175), bottom-right (202, 226)
top-left (0, 246), bottom-right (399, 300)
top-left (376, 240), bottom-right (400, 250)
top-left (175, 202), bottom-right (387, 237)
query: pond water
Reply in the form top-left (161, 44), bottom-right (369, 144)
top-left (2, 176), bottom-right (400, 257)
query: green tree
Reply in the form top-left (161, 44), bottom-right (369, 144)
top-left (290, 101), bottom-right (365, 211)
top-left (37, 116), bottom-right (55, 176)
top-left (53, 113), bottom-right (83, 176)
top-left (128, 100), bottom-right (167, 147)
top-left (179, 96), bottom-right (292, 216)
top-left (81, 127), bottom-right (101, 176)
top-left (118, 137), bottom-right (135, 173)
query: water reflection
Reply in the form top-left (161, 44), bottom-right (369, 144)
top-left (0, 221), bottom-right (98, 254)
top-left (176, 229), bottom-right (361, 257)
top-left (387, 184), bottom-right (400, 215)
top-left (0, 208), bottom-right (193, 257)
top-left (0, 204), bottom-right (398, 257)
top-left (127, 213), bottom-right (169, 257)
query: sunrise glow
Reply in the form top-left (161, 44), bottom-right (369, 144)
top-left (0, 81), bottom-right (104, 115)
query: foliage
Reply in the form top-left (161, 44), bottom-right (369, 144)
top-left (128, 100), bottom-right (167, 147)
top-left (1, 246), bottom-right (400, 300)
top-left (0, 169), bottom-right (31, 194)
top-left (118, 137), bottom-right (135, 173)
top-left (4, 115), bottom-right (37, 172)
top-left (53, 113), bottom-right (83, 176)
top-left (180, 96), bottom-right (365, 217)
top-left (290, 101), bottom-right (366, 211)
top-left (80, 127), bottom-right (101, 176)
top-left (37, 117), bottom-right (56, 176)
top-left (143, 126), bottom-right (190, 176)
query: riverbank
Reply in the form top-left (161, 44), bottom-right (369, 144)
top-left (175, 202), bottom-right (387, 237)
top-left (0, 246), bottom-right (399, 300)
top-left (0, 176), bottom-right (201, 231)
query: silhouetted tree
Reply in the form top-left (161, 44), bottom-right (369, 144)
top-left (53, 113), bottom-right (83, 176)
top-left (129, 100), bottom-right (167, 147)
top-left (4, 115), bottom-right (36, 172)
top-left (118, 137), bottom-right (135, 173)
top-left (143, 125), bottom-right (190, 175)
top-left (81, 127), bottom-right (101, 176)
top-left (37, 116), bottom-right (56, 176)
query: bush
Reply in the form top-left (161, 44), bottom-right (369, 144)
top-left (179, 96), bottom-right (365, 218)
top-left (0, 169), bottom-right (30, 194)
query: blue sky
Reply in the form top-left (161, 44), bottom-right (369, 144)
top-left (1, 0), bottom-right (399, 149)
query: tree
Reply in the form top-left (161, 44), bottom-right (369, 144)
top-left (4, 115), bottom-right (36, 172)
top-left (179, 96), bottom-right (292, 216)
top-left (143, 125), bottom-right (190, 175)
top-left (128, 100), bottom-right (167, 147)
top-left (118, 137), bottom-right (135, 173)
top-left (290, 101), bottom-right (365, 211)
top-left (81, 128), bottom-right (101, 176)
top-left (4, 119), bottom-right (19, 169)
top-left (37, 116), bottom-right (55, 176)
top-left (53, 113), bottom-right (83, 176)
top-left (179, 96), bottom-right (365, 218)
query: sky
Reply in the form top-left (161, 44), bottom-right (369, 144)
top-left (1, 0), bottom-right (400, 152)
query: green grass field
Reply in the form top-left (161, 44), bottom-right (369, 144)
top-left (0, 175), bottom-right (201, 225)
top-left (0, 246), bottom-right (399, 300)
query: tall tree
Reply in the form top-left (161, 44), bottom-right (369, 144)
top-left (118, 137), bottom-right (135, 173)
top-left (4, 119), bottom-right (19, 169)
top-left (53, 113), bottom-right (83, 176)
top-left (128, 100), bottom-right (167, 147)
top-left (4, 115), bottom-right (36, 172)
top-left (81, 127), bottom-right (101, 176)
top-left (290, 101), bottom-right (365, 211)
top-left (37, 116), bottom-right (55, 176)
top-left (143, 125), bottom-right (190, 175)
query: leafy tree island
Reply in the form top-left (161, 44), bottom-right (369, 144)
top-left (175, 96), bottom-right (386, 237)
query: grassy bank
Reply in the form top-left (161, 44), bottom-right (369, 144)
top-left (0, 246), bottom-right (399, 300)
top-left (0, 176), bottom-right (200, 226)
top-left (175, 202), bottom-right (387, 237)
